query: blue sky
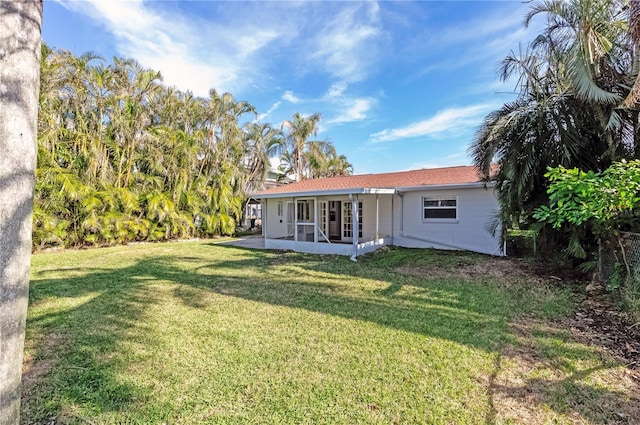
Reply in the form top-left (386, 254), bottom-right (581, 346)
top-left (43, 1), bottom-right (543, 174)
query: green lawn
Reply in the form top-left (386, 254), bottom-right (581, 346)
top-left (22, 242), bottom-right (637, 424)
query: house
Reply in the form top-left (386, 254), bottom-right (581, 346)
top-left (251, 165), bottom-right (503, 259)
top-left (241, 167), bottom-right (292, 229)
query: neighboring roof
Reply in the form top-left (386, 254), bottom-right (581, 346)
top-left (253, 165), bottom-right (494, 198)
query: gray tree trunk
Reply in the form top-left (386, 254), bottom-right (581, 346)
top-left (0, 1), bottom-right (42, 424)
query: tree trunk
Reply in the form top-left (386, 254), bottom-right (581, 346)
top-left (0, 1), bottom-right (42, 424)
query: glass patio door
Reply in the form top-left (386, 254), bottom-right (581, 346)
top-left (317, 201), bottom-right (329, 242)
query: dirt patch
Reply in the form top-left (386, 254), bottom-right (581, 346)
top-left (399, 255), bottom-right (640, 370)
top-left (490, 318), bottom-right (640, 424)
top-left (399, 255), bottom-right (640, 422)
top-left (21, 359), bottom-right (55, 388)
top-left (395, 257), bottom-right (565, 286)
top-left (565, 293), bottom-right (640, 371)
top-left (21, 333), bottom-right (67, 399)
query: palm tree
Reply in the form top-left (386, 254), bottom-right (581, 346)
top-left (623, 0), bottom-right (640, 110)
top-left (307, 140), bottom-right (354, 178)
top-left (471, 0), bottom-right (638, 239)
top-left (524, 0), bottom-right (634, 154)
top-left (327, 154), bottom-right (353, 177)
top-left (281, 112), bottom-right (322, 181)
top-left (242, 122), bottom-right (283, 193)
top-left (110, 58), bottom-right (162, 188)
top-left (33, 46), bottom-right (351, 246)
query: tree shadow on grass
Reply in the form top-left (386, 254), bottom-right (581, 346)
top-left (22, 263), bottom-right (161, 424)
top-left (486, 317), bottom-right (640, 424)
top-left (23, 244), bottom-right (638, 423)
top-left (157, 253), bottom-right (510, 352)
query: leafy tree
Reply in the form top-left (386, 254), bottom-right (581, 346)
top-left (534, 160), bottom-right (640, 320)
top-left (534, 160), bottom-right (640, 256)
top-left (306, 141), bottom-right (353, 178)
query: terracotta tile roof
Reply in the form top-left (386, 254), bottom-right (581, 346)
top-left (253, 165), bottom-right (492, 196)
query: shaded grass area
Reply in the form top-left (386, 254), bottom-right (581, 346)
top-left (22, 242), bottom-right (635, 424)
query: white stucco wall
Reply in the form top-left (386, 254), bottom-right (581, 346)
top-left (359, 194), bottom-right (393, 241)
top-left (262, 198), bottom-right (288, 239)
top-left (392, 187), bottom-right (503, 256)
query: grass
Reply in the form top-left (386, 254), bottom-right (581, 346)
top-left (22, 242), bottom-right (638, 424)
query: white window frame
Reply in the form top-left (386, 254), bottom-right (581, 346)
top-left (296, 199), bottom-right (313, 223)
top-left (422, 196), bottom-right (458, 222)
top-left (277, 201), bottom-right (283, 217)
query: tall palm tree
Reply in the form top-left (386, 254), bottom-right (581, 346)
top-left (327, 154), bottom-right (353, 177)
top-left (471, 0), bottom-right (638, 235)
top-left (623, 0), bottom-right (640, 109)
top-left (281, 112), bottom-right (322, 181)
top-left (524, 0), bottom-right (633, 154)
top-left (242, 122), bottom-right (283, 193)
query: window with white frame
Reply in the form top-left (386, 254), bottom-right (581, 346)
top-left (277, 201), bottom-right (283, 217)
top-left (423, 197), bottom-right (457, 220)
top-left (297, 200), bottom-right (311, 222)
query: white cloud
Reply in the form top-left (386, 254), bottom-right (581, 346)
top-left (257, 101), bottom-right (282, 121)
top-left (408, 2), bottom-right (543, 84)
top-left (282, 91), bottom-right (301, 104)
top-left (370, 104), bottom-right (494, 143)
top-left (407, 152), bottom-right (471, 171)
top-left (435, 8), bottom-right (525, 47)
top-left (327, 97), bottom-right (376, 124)
top-left (317, 81), bottom-right (377, 125)
top-left (54, 0), bottom-right (292, 96)
top-left (310, 2), bottom-right (383, 82)
top-left (53, 0), bottom-right (387, 99)
top-left (326, 81), bottom-right (349, 98)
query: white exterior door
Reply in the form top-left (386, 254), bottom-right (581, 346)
top-left (342, 201), bottom-right (363, 241)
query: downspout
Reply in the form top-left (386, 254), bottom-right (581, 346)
top-left (350, 193), bottom-right (358, 261)
top-left (391, 193), bottom-right (394, 243)
top-left (262, 199), bottom-right (267, 238)
top-left (397, 190), bottom-right (404, 234)
top-left (293, 197), bottom-right (297, 242)
top-left (313, 196), bottom-right (318, 244)
top-left (376, 194), bottom-right (379, 239)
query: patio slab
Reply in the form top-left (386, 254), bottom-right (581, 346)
top-left (217, 235), bottom-right (266, 249)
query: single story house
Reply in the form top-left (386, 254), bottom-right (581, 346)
top-left (241, 167), bottom-right (292, 229)
top-left (251, 165), bottom-right (503, 260)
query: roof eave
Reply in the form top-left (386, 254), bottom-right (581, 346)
top-left (396, 181), bottom-right (495, 192)
top-left (252, 181), bottom-right (495, 198)
top-left (252, 187), bottom-right (396, 199)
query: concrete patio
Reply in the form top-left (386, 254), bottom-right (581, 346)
top-left (216, 235), bottom-right (266, 249)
